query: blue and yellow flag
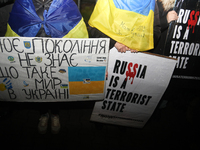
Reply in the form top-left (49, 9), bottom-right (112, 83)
top-left (5, 0), bottom-right (88, 38)
top-left (68, 66), bottom-right (106, 95)
top-left (89, 0), bottom-right (155, 51)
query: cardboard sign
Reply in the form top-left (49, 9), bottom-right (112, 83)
top-left (91, 48), bottom-right (176, 128)
top-left (0, 37), bottom-right (109, 102)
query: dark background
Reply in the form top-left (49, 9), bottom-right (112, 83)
top-left (0, 1), bottom-right (200, 149)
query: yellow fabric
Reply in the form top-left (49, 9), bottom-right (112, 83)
top-left (5, 18), bottom-right (88, 38)
top-left (63, 18), bottom-right (88, 38)
top-left (89, 0), bottom-right (154, 51)
top-left (5, 24), bottom-right (20, 37)
top-left (69, 81), bottom-right (104, 95)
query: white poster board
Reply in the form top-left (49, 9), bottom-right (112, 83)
top-left (90, 48), bottom-right (177, 128)
top-left (0, 37), bottom-right (109, 102)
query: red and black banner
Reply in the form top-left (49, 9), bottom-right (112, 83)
top-left (164, 0), bottom-right (200, 89)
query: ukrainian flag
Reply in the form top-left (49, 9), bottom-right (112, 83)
top-left (68, 66), bottom-right (106, 95)
top-left (5, 0), bottom-right (88, 38)
top-left (89, 0), bottom-right (155, 51)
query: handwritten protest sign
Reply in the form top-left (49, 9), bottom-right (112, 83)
top-left (91, 48), bottom-right (176, 128)
top-left (0, 37), bottom-right (109, 102)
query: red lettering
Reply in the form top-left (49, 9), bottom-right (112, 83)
top-left (188, 10), bottom-right (199, 33)
top-left (125, 63), bottom-right (138, 84)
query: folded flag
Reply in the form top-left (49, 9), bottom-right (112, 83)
top-left (89, 0), bottom-right (155, 51)
top-left (5, 0), bottom-right (88, 38)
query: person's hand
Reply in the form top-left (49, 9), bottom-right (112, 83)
top-left (114, 42), bottom-right (129, 53)
top-left (114, 42), bottom-right (138, 53)
top-left (167, 10), bottom-right (178, 23)
top-left (129, 49), bottom-right (138, 53)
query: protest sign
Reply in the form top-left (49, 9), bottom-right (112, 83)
top-left (0, 37), bottom-right (109, 102)
top-left (91, 48), bottom-right (176, 128)
top-left (164, 0), bottom-right (200, 88)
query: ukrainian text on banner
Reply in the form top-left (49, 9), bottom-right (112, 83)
top-left (90, 48), bottom-right (176, 128)
top-left (164, 0), bottom-right (200, 87)
top-left (0, 37), bottom-right (109, 102)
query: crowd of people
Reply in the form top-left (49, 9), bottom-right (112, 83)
top-left (0, 0), bottom-right (188, 135)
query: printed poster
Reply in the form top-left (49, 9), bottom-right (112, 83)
top-left (164, 0), bottom-right (200, 88)
top-left (91, 48), bottom-right (177, 128)
top-left (0, 37), bottom-right (109, 102)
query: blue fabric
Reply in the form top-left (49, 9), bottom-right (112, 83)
top-left (113, 0), bottom-right (155, 16)
top-left (68, 66), bottom-right (106, 82)
top-left (8, 0), bottom-right (82, 37)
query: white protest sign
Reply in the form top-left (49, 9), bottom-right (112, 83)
top-left (0, 37), bottom-right (109, 102)
top-left (90, 48), bottom-right (177, 128)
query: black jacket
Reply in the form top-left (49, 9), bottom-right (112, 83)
top-left (0, 0), bottom-right (14, 8)
top-left (0, 3), bottom-right (13, 36)
top-left (151, 0), bottom-right (173, 55)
